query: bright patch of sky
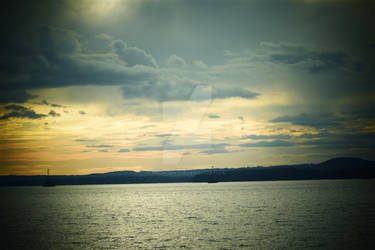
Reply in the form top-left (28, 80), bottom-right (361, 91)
top-left (0, 0), bottom-right (374, 175)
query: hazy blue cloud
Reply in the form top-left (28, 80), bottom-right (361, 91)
top-left (200, 148), bottom-right (244, 155)
top-left (121, 81), bottom-right (259, 102)
top-left (74, 139), bottom-right (96, 142)
top-left (208, 114), bottom-right (220, 119)
top-left (299, 132), bottom-right (375, 150)
top-left (118, 148), bottom-right (130, 153)
top-left (51, 103), bottom-right (64, 108)
top-left (239, 140), bottom-right (294, 147)
top-left (213, 88), bottom-right (259, 99)
top-left (242, 134), bottom-right (291, 140)
top-left (133, 143), bottom-right (230, 151)
top-left (155, 134), bottom-right (174, 137)
top-left (166, 54), bottom-right (187, 67)
top-left (111, 40), bottom-right (158, 67)
top-left (270, 113), bottom-right (343, 128)
top-left (86, 145), bottom-right (114, 148)
top-left (262, 42), bottom-right (351, 73)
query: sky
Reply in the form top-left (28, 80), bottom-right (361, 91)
top-left (0, 0), bottom-right (374, 175)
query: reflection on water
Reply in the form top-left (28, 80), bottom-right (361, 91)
top-left (1, 179), bottom-right (374, 249)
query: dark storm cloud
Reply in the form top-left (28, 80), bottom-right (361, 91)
top-left (0, 24), bottom-right (158, 103)
top-left (0, 89), bottom-right (37, 104)
top-left (0, 105), bottom-right (46, 120)
top-left (342, 107), bottom-right (375, 120)
top-left (270, 113), bottom-right (343, 128)
top-left (1, 21), bottom-right (260, 103)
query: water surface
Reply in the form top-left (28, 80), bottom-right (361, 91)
top-left (1, 179), bottom-right (374, 249)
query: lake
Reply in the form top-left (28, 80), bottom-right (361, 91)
top-left (1, 179), bottom-right (374, 249)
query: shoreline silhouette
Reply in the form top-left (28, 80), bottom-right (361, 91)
top-left (1, 157), bottom-right (374, 186)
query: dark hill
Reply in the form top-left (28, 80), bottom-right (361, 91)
top-left (0, 157), bottom-right (374, 186)
top-left (193, 157), bottom-right (375, 182)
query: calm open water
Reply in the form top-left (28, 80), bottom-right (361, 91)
top-left (1, 179), bottom-right (374, 249)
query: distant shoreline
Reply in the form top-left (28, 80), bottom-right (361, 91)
top-left (1, 157), bottom-right (374, 186)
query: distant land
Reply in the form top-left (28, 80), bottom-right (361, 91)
top-left (1, 157), bottom-right (374, 186)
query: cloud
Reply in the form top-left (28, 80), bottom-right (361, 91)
top-left (111, 40), bottom-right (158, 67)
top-left (79, 111), bottom-right (86, 115)
top-left (133, 143), bottom-right (230, 151)
top-left (51, 103), bottom-right (65, 108)
top-left (200, 148), bottom-right (244, 155)
top-left (239, 140), bottom-right (294, 147)
top-left (212, 88), bottom-right (259, 99)
top-left (208, 114), bottom-right (220, 119)
top-left (48, 110), bottom-right (60, 117)
top-left (299, 132), bottom-right (375, 150)
top-left (0, 26), bottom-right (158, 103)
top-left (155, 133), bottom-right (174, 137)
top-left (241, 134), bottom-right (291, 140)
top-left (75, 139), bottom-right (96, 142)
top-left (99, 149), bottom-right (109, 152)
top-left (0, 105), bottom-right (47, 120)
top-left (261, 42), bottom-right (350, 73)
top-left (269, 113), bottom-right (343, 128)
top-left (86, 144), bottom-right (114, 148)
top-left (193, 60), bottom-right (208, 69)
top-left (121, 81), bottom-right (259, 102)
top-left (118, 148), bottom-right (130, 152)
top-left (0, 89), bottom-right (37, 104)
top-left (167, 54), bottom-right (187, 67)
top-left (39, 100), bottom-right (66, 108)
top-left (4, 105), bottom-right (29, 112)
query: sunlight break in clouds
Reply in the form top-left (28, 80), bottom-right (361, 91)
top-left (0, 0), bottom-right (373, 175)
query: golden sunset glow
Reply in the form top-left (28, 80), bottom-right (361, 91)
top-left (0, 0), bottom-right (373, 175)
